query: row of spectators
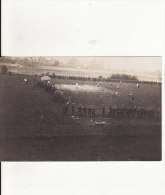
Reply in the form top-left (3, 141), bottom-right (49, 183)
top-left (62, 104), bottom-right (161, 119)
top-left (36, 79), bottom-right (69, 104)
top-left (107, 105), bottom-right (160, 119)
top-left (35, 79), bottom-right (161, 120)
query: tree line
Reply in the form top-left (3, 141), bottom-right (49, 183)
top-left (42, 72), bottom-right (160, 85)
top-left (0, 65), bottom-right (161, 85)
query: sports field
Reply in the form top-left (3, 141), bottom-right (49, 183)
top-left (51, 78), bottom-right (161, 109)
top-left (0, 74), bottom-right (161, 160)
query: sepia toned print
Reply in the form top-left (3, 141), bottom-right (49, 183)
top-left (0, 57), bottom-right (161, 161)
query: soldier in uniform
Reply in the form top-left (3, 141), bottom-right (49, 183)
top-left (48, 83), bottom-right (52, 92)
top-left (62, 103), bottom-right (69, 115)
top-left (66, 102), bottom-right (70, 114)
top-left (108, 106), bottom-right (112, 118)
top-left (45, 82), bottom-right (49, 92)
top-left (124, 106), bottom-right (128, 117)
top-left (102, 106), bottom-right (105, 117)
top-left (127, 106), bottom-right (131, 118)
top-left (147, 107), bottom-right (152, 119)
top-left (88, 105), bottom-right (92, 117)
top-left (143, 107), bottom-right (147, 119)
top-left (71, 103), bottom-right (75, 116)
top-left (111, 105), bottom-right (114, 117)
top-left (120, 105), bottom-right (125, 117)
top-left (143, 107), bottom-right (146, 118)
top-left (125, 106), bottom-right (128, 118)
top-left (133, 106), bottom-right (137, 118)
top-left (113, 105), bottom-right (117, 117)
top-left (43, 81), bottom-right (46, 89)
top-left (118, 105), bottom-right (122, 117)
top-left (156, 108), bottom-right (161, 119)
top-left (83, 105), bottom-right (87, 117)
top-left (151, 107), bottom-right (155, 119)
top-left (92, 105), bottom-right (96, 117)
top-left (145, 107), bottom-right (149, 119)
top-left (137, 106), bottom-right (141, 118)
top-left (116, 105), bottom-right (120, 117)
top-left (51, 85), bottom-right (56, 94)
top-left (131, 96), bottom-right (135, 102)
top-left (78, 104), bottom-right (82, 117)
top-left (140, 107), bottom-right (144, 118)
top-left (130, 106), bottom-right (134, 118)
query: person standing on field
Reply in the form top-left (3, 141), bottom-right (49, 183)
top-left (77, 104), bottom-right (82, 117)
top-left (102, 106), bottom-right (105, 117)
top-left (71, 103), bottom-right (75, 116)
top-left (83, 105), bottom-right (87, 117)
top-left (88, 105), bottom-right (92, 117)
top-left (92, 105), bottom-right (96, 117)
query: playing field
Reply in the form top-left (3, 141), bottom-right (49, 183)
top-left (0, 74), bottom-right (161, 160)
top-left (51, 78), bottom-right (161, 110)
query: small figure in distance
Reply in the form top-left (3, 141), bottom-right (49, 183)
top-left (102, 106), bottom-right (105, 117)
top-left (71, 103), bottom-right (75, 116)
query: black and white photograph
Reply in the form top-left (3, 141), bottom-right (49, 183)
top-left (0, 56), bottom-right (162, 161)
top-left (1, 0), bottom-right (165, 195)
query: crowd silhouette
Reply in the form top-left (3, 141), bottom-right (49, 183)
top-left (35, 78), bottom-right (161, 120)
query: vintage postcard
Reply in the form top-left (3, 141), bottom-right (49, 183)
top-left (1, 1), bottom-right (164, 195)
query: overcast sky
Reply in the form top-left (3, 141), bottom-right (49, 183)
top-left (55, 56), bottom-right (161, 73)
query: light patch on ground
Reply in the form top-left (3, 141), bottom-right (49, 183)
top-left (55, 84), bottom-right (116, 95)
top-left (55, 84), bottom-right (102, 92)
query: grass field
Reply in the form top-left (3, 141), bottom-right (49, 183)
top-left (51, 78), bottom-right (161, 110)
top-left (0, 74), bottom-right (161, 160)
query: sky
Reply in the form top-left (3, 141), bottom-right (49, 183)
top-left (54, 56), bottom-right (161, 73)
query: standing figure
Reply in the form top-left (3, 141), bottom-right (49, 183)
top-left (62, 104), bottom-right (68, 115)
top-left (137, 106), bottom-right (141, 118)
top-left (132, 106), bottom-right (137, 118)
top-left (88, 105), bottom-right (92, 117)
top-left (92, 105), bottom-right (96, 117)
top-left (113, 105), bottom-right (117, 117)
top-left (71, 103), bottom-right (75, 116)
top-left (83, 106), bottom-right (87, 117)
top-left (156, 108), bottom-right (161, 119)
top-left (77, 104), bottom-right (82, 117)
top-left (108, 106), bottom-right (112, 117)
top-left (102, 106), bottom-right (105, 117)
